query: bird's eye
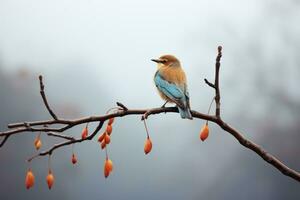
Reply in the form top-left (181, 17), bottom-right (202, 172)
top-left (162, 59), bottom-right (167, 63)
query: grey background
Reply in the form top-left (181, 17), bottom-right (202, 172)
top-left (0, 0), bottom-right (299, 199)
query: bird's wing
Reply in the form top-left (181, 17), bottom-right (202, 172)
top-left (154, 72), bottom-right (185, 108)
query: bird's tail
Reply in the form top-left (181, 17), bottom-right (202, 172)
top-left (178, 106), bottom-right (193, 120)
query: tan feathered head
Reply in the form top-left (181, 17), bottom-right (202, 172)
top-left (151, 55), bottom-right (181, 67)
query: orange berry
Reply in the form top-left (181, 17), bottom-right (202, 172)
top-left (81, 127), bottom-right (88, 139)
top-left (46, 170), bottom-right (55, 190)
top-left (106, 159), bottom-right (113, 172)
top-left (106, 125), bottom-right (112, 135)
top-left (200, 124), bottom-right (209, 141)
top-left (104, 159), bottom-right (113, 178)
top-left (108, 118), bottom-right (114, 125)
top-left (98, 133), bottom-right (105, 143)
top-left (71, 153), bottom-right (77, 164)
top-left (34, 137), bottom-right (42, 150)
top-left (104, 166), bottom-right (110, 178)
top-left (144, 137), bottom-right (152, 155)
top-left (105, 134), bottom-right (111, 144)
top-left (25, 169), bottom-right (35, 189)
top-left (101, 141), bottom-right (106, 149)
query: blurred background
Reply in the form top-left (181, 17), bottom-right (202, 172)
top-left (0, 0), bottom-right (299, 199)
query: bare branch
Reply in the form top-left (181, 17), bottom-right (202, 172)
top-left (47, 132), bottom-right (75, 140)
top-left (116, 102), bottom-right (128, 111)
top-left (204, 78), bottom-right (215, 89)
top-left (0, 46), bottom-right (299, 183)
top-left (28, 121), bottom-right (104, 162)
top-left (39, 75), bottom-right (58, 120)
top-left (0, 107), bottom-right (216, 143)
top-left (8, 119), bottom-right (69, 129)
top-left (216, 119), bottom-right (300, 182)
top-left (0, 135), bottom-right (10, 147)
top-left (214, 46), bottom-right (222, 117)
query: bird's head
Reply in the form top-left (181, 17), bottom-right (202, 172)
top-left (151, 55), bottom-right (181, 68)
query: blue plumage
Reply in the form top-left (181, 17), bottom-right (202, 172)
top-left (154, 71), bottom-right (193, 119)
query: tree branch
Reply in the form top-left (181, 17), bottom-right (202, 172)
top-left (27, 121), bottom-right (104, 162)
top-left (204, 46), bottom-right (222, 117)
top-left (214, 46), bottom-right (222, 117)
top-left (204, 78), bottom-right (215, 89)
top-left (47, 132), bottom-right (75, 141)
top-left (0, 135), bottom-right (10, 147)
top-left (0, 46), bottom-right (299, 182)
top-left (39, 75), bottom-right (58, 120)
top-left (0, 108), bottom-right (216, 138)
top-left (215, 120), bottom-right (300, 182)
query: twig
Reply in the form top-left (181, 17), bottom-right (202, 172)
top-left (116, 102), bottom-right (128, 111)
top-left (0, 135), bottom-right (10, 147)
top-left (214, 46), bottom-right (222, 117)
top-left (39, 75), bottom-right (58, 120)
top-left (47, 132), bottom-right (75, 140)
top-left (204, 78), bottom-right (215, 89)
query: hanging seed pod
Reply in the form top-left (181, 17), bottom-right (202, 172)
top-left (71, 153), bottom-right (77, 164)
top-left (101, 141), bottom-right (106, 149)
top-left (104, 166), bottom-right (110, 178)
top-left (46, 170), bottom-right (55, 189)
top-left (108, 118), bottom-right (114, 125)
top-left (105, 134), bottom-right (111, 144)
top-left (144, 137), bottom-right (152, 155)
top-left (34, 137), bottom-right (42, 150)
top-left (81, 126), bottom-right (88, 139)
top-left (104, 159), bottom-right (113, 178)
top-left (25, 169), bottom-right (35, 189)
top-left (106, 125), bottom-right (112, 135)
top-left (98, 133), bottom-right (106, 143)
top-left (106, 159), bottom-right (113, 172)
top-left (200, 123), bottom-right (209, 141)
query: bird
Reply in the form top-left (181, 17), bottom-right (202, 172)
top-left (152, 55), bottom-right (193, 119)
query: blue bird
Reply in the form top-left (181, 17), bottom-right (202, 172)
top-left (152, 55), bottom-right (193, 119)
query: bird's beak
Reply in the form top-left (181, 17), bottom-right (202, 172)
top-left (151, 59), bottom-right (163, 63)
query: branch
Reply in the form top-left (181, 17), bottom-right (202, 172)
top-left (204, 78), bottom-right (215, 89)
top-left (204, 46), bottom-right (222, 117)
top-left (0, 135), bottom-right (10, 147)
top-left (39, 75), bottom-right (58, 120)
top-left (116, 102), bottom-right (128, 111)
top-left (0, 46), bottom-right (299, 183)
top-left (47, 132), bottom-right (75, 140)
top-left (28, 121), bottom-right (104, 161)
top-left (215, 120), bottom-right (300, 182)
top-left (214, 46), bottom-right (222, 117)
top-left (203, 46), bottom-right (300, 181)
top-left (0, 108), bottom-right (216, 138)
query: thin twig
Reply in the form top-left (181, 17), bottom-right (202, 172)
top-left (0, 135), bottom-right (10, 147)
top-left (214, 46), bottom-right (222, 117)
top-left (116, 102), bottom-right (128, 111)
top-left (39, 75), bottom-right (58, 120)
top-left (47, 132), bottom-right (75, 140)
top-left (204, 78), bottom-right (215, 89)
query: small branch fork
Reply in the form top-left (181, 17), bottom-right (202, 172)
top-left (204, 46), bottom-right (222, 118)
top-left (0, 46), bottom-right (299, 182)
